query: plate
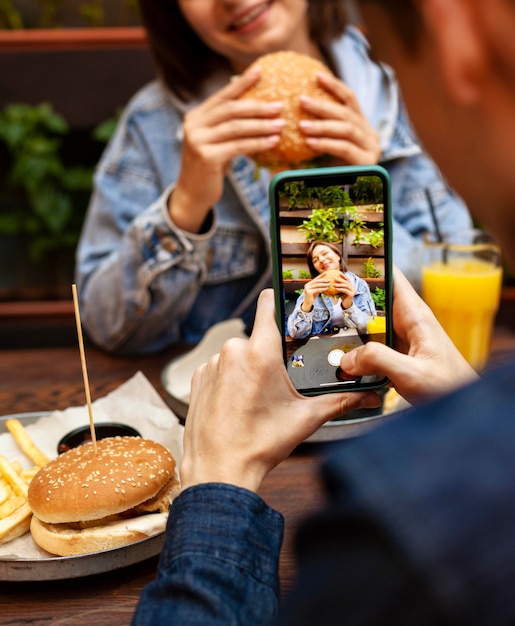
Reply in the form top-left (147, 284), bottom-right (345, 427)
top-left (161, 318), bottom-right (248, 421)
top-left (0, 412), bottom-right (166, 581)
top-left (161, 321), bottom-right (410, 442)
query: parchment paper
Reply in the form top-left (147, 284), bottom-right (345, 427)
top-left (0, 371), bottom-right (184, 560)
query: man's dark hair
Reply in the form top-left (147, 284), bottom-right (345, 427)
top-left (139, 0), bottom-right (347, 101)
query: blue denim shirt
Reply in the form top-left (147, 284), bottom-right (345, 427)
top-left (132, 484), bottom-right (284, 626)
top-left (76, 26), bottom-right (471, 354)
top-left (133, 360), bottom-right (515, 625)
top-left (287, 272), bottom-right (376, 338)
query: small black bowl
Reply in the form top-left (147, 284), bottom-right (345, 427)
top-left (57, 423), bottom-right (141, 455)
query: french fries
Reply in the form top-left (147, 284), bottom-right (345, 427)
top-left (0, 419), bottom-right (51, 545)
top-left (0, 502), bottom-right (32, 545)
top-left (0, 456), bottom-right (29, 498)
top-left (5, 418), bottom-right (49, 467)
top-left (0, 483), bottom-right (10, 506)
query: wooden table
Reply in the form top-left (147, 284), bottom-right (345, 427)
top-left (1, 327), bottom-right (515, 625)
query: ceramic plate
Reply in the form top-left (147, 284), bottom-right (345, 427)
top-left (0, 412), bottom-right (165, 581)
top-left (161, 321), bottom-right (409, 442)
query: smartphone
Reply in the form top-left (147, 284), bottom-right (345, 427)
top-left (269, 165), bottom-right (393, 395)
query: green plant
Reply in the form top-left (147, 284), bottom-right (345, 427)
top-left (341, 207), bottom-right (366, 240)
top-left (281, 182), bottom-right (354, 212)
top-left (371, 287), bottom-right (385, 311)
top-left (363, 257), bottom-right (383, 278)
top-left (352, 225), bottom-right (384, 249)
top-left (0, 0), bottom-right (140, 29)
top-left (297, 206), bottom-right (343, 243)
top-left (296, 203), bottom-right (373, 245)
top-left (298, 268), bottom-right (311, 279)
top-left (281, 181), bottom-right (319, 210)
top-left (282, 269), bottom-right (294, 280)
top-left (0, 0), bottom-right (23, 28)
top-left (350, 175), bottom-right (384, 205)
top-left (0, 102), bottom-right (114, 260)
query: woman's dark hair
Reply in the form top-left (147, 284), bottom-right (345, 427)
top-left (138, 0), bottom-right (348, 101)
top-left (306, 241), bottom-right (347, 277)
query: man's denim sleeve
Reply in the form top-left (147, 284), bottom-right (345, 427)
top-left (132, 483), bottom-right (284, 626)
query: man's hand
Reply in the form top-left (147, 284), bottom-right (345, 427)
top-left (339, 266), bottom-right (478, 404)
top-left (181, 290), bottom-right (381, 493)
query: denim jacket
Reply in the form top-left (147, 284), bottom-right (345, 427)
top-left (287, 272), bottom-right (376, 338)
top-left (76, 26), bottom-right (471, 354)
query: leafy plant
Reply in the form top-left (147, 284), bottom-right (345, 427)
top-left (363, 257), bottom-right (383, 278)
top-left (281, 181), bottom-right (319, 210)
top-left (282, 269), bottom-right (294, 280)
top-left (350, 176), bottom-right (384, 205)
top-left (0, 0), bottom-right (23, 28)
top-left (371, 287), bottom-right (385, 311)
top-left (296, 203), bottom-right (374, 245)
top-left (298, 268), bottom-right (310, 279)
top-left (281, 181), bottom-right (354, 212)
top-left (0, 0), bottom-right (140, 28)
top-left (297, 206), bottom-right (343, 243)
top-left (0, 102), bottom-right (114, 260)
top-left (352, 225), bottom-right (384, 249)
top-left (341, 207), bottom-right (366, 241)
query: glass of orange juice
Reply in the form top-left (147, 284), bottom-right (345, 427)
top-left (422, 230), bottom-right (502, 371)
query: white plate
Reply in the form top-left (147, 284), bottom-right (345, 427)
top-left (0, 412), bottom-right (166, 581)
top-left (161, 321), bottom-right (409, 442)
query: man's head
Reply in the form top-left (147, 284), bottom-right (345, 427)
top-left (350, 0), bottom-right (515, 266)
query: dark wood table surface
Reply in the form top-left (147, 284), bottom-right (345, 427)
top-left (1, 326), bottom-right (515, 625)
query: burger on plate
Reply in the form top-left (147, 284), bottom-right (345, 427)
top-left (27, 436), bottom-right (179, 556)
top-left (239, 50), bottom-right (338, 170)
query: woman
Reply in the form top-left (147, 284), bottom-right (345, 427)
top-left (287, 241), bottom-right (375, 338)
top-left (75, 0), bottom-right (471, 354)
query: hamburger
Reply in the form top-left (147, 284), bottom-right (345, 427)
top-left (239, 50), bottom-right (338, 169)
top-left (322, 268), bottom-right (344, 296)
top-left (27, 436), bottom-right (179, 556)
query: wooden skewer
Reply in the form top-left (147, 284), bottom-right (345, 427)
top-left (71, 284), bottom-right (97, 455)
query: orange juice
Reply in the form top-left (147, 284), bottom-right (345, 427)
top-left (367, 315), bottom-right (386, 335)
top-left (422, 258), bottom-right (502, 370)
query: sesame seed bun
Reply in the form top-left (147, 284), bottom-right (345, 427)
top-left (27, 436), bottom-right (179, 556)
top-left (322, 268), bottom-right (344, 296)
top-left (29, 515), bottom-right (158, 557)
top-left (240, 50), bottom-right (337, 169)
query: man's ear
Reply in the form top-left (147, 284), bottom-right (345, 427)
top-left (421, 0), bottom-right (487, 105)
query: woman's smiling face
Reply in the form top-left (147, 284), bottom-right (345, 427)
top-left (178, 0), bottom-right (312, 73)
top-left (311, 244), bottom-right (341, 274)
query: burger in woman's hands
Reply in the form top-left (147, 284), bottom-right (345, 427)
top-left (239, 50), bottom-right (338, 169)
top-left (321, 268), bottom-right (345, 296)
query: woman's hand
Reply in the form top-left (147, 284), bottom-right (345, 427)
top-left (180, 290), bottom-right (381, 493)
top-left (299, 71), bottom-right (381, 165)
top-left (334, 273), bottom-right (356, 309)
top-left (300, 274), bottom-right (332, 311)
top-left (338, 267), bottom-right (478, 404)
top-left (169, 67), bottom-right (285, 233)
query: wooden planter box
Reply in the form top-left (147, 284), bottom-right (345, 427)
top-left (364, 277), bottom-right (385, 291)
top-left (354, 208), bottom-right (384, 223)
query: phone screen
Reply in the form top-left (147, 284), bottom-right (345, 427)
top-left (269, 165), bottom-right (393, 395)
